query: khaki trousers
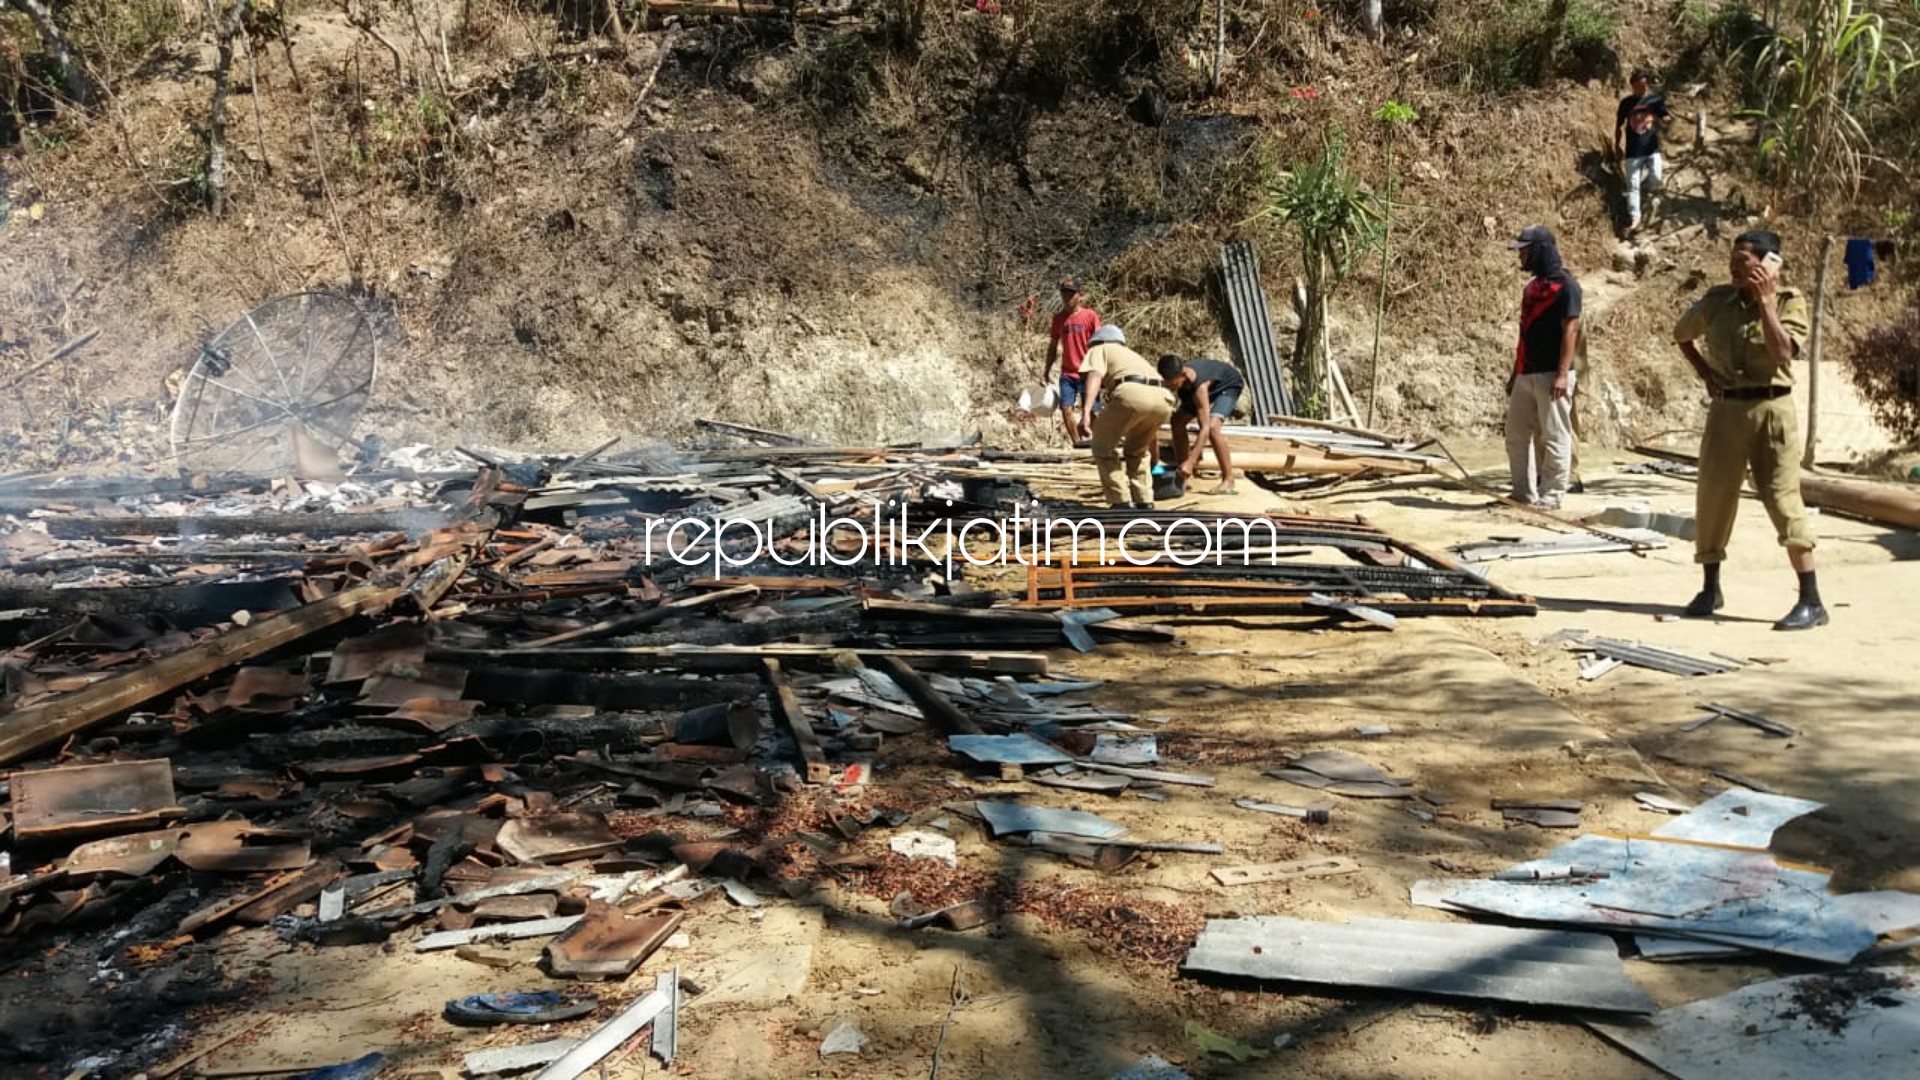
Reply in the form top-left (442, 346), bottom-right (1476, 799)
top-left (1090, 382), bottom-right (1175, 506)
top-left (1505, 370), bottom-right (1577, 502)
top-left (1694, 394), bottom-right (1816, 565)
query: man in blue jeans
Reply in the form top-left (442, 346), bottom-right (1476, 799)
top-left (1615, 67), bottom-right (1671, 238)
top-left (1158, 355), bottom-right (1245, 494)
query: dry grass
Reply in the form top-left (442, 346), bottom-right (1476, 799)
top-left (2, 0), bottom-right (1916, 470)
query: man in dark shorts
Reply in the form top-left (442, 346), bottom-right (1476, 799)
top-left (1615, 67), bottom-right (1671, 238)
top-left (1158, 355), bottom-right (1245, 495)
top-left (1042, 277), bottom-right (1102, 444)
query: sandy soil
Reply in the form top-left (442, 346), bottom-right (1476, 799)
top-left (11, 438), bottom-right (1912, 1080)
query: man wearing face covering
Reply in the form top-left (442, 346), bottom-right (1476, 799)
top-left (1504, 225), bottom-right (1582, 510)
top-left (1672, 230), bottom-right (1825, 630)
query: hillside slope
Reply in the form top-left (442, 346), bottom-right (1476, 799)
top-left (0, 1), bottom-right (1909, 474)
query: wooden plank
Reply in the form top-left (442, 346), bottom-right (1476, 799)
top-left (861, 599), bottom-right (1175, 642)
top-left (0, 582), bottom-right (406, 766)
top-left (393, 545), bottom-right (476, 617)
top-left (523, 584), bottom-right (760, 648)
top-left (41, 511), bottom-right (445, 541)
top-left (770, 465), bottom-right (831, 501)
top-left (428, 645), bottom-right (1048, 675)
top-left (870, 655), bottom-right (981, 735)
top-left (231, 857), bottom-right (345, 925)
top-left (529, 980), bottom-right (673, 1080)
top-left (762, 659), bottom-right (833, 784)
top-left (1011, 593), bottom-right (1536, 617)
top-left (417, 915), bottom-right (584, 952)
top-left (686, 576), bottom-right (855, 591)
top-left (1800, 473), bottom-right (1920, 531)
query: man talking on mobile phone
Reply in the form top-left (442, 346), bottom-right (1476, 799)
top-left (1672, 230), bottom-right (1826, 630)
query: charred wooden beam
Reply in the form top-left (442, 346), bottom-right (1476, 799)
top-left (522, 584), bottom-right (760, 649)
top-left (869, 655), bottom-right (981, 735)
top-left (761, 659), bottom-right (832, 784)
top-left (41, 511), bottom-right (449, 542)
top-left (459, 669), bottom-right (759, 710)
top-left (428, 645), bottom-right (1048, 676)
top-left (0, 581), bottom-right (406, 766)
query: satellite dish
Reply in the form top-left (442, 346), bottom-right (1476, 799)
top-left (169, 291), bottom-right (380, 476)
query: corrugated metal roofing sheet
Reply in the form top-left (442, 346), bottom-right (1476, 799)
top-left (1183, 915), bottom-right (1655, 1013)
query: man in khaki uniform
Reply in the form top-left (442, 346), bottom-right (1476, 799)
top-left (1673, 230), bottom-right (1826, 630)
top-left (1078, 325), bottom-right (1176, 508)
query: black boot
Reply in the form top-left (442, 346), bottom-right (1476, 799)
top-left (1683, 564), bottom-right (1724, 618)
top-left (1774, 570), bottom-right (1829, 630)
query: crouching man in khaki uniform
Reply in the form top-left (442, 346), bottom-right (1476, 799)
top-left (1673, 229), bottom-right (1826, 630)
top-left (1078, 325), bottom-right (1177, 509)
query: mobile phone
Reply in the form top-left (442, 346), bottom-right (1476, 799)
top-left (1762, 252), bottom-right (1783, 272)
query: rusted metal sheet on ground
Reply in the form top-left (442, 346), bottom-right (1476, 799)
top-left (495, 813), bottom-right (622, 865)
top-left (545, 904), bottom-right (684, 979)
top-left (9, 759), bottom-right (183, 844)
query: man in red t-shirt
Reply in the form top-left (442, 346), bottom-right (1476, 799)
top-left (1042, 277), bottom-right (1102, 443)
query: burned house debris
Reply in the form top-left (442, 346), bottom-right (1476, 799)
top-left (0, 413), bottom-right (1914, 1080)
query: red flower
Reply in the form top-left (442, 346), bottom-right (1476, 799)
top-left (1289, 85), bottom-right (1320, 101)
top-left (1302, 7), bottom-right (1321, 21)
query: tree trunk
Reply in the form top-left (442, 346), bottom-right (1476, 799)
top-left (1533, 0), bottom-right (1569, 81)
top-left (7, 0), bottom-right (99, 105)
top-left (205, 0), bottom-right (254, 216)
top-left (1367, 127), bottom-right (1395, 428)
top-left (1293, 252), bottom-right (1329, 419)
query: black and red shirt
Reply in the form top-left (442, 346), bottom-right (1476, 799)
top-left (1516, 270), bottom-right (1582, 375)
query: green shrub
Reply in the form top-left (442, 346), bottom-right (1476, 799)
top-left (1844, 297), bottom-right (1920, 443)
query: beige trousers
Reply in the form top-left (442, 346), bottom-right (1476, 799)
top-left (1090, 382), bottom-right (1175, 506)
top-left (1694, 394), bottom-right (1815, 564)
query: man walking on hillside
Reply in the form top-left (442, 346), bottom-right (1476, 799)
top-left (1042, 277), bottom-right (1102, 445)
top-left (1505, 225), bottom-right (1582, 511)
top-left (1673, 230), bottom-right (1826, 630)
top-left (1079, 325), bottom-right (1177, 508)
top-left (1158, 354), bottom-right (1245, 494)
top-left (1615, 67), bottom-right (1671, 238)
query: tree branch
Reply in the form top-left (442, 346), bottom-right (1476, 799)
top-left (5, 0), bottom-right (99, 105)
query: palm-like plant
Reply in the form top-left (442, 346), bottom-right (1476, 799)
top-left (1255, 125), bottom-right (1386, 418)
top-left (1747, 0), bottom-right (1919, 203)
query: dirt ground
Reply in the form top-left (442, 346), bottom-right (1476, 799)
top-left (8, 437), bottom-right (1913, 1080)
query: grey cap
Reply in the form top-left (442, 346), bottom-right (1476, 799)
top-left (1089, 325), bottom-right (1126, 346)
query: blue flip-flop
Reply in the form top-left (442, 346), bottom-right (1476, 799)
top-left (443, 990), bottom-right (599, 1027)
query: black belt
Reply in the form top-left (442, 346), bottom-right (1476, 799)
top-left (1721, 386), bottom-right (1791, 401)
top-left (1116, 376), bottom-right (1164, 388)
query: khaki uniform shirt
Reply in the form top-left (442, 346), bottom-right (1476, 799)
top-left (1081, 342), bottom-right (1156, 386)
top-left (1672, 285), bottom-right (1810, 390)
top-left (1082, 342), bottom-right (1176, 410)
